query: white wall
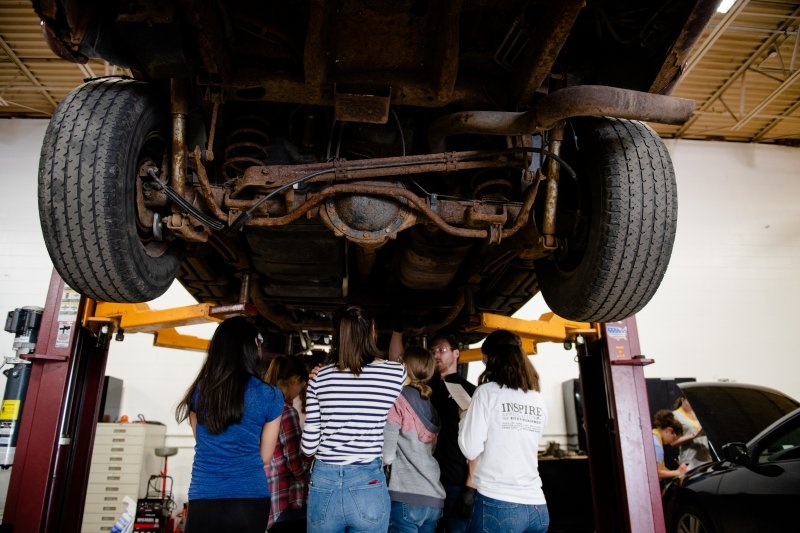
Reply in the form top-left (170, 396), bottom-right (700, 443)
top-left (1, 119), bottom-right (799, 509)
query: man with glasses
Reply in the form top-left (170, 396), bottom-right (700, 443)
top-left (428, 333), bottom-right (476, 533)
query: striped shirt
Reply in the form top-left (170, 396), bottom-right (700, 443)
top-left (301, 359), bottom-right (407, 465)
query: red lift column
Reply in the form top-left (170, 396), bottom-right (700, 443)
top-left (577, 316), bottom-right (665, 533)
top-left (2, 270), bottom-right (110, 533)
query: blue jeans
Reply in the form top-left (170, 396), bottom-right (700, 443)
top-left (390, 501), bottom-right (443, 533)
top-left (440, 485), bottom-right (470, 533)
top-left (467, 493), bottom-right (549, 533)
top-left (307, 458), bottom-right (390, 533)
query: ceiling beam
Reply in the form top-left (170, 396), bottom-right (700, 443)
top-left (753, 97), bottom-right (800, 141)
top-left (675, 4), bottom-right (800, 137)
top-left (77, 63), bottom-right (95, 79)
top-left (731, 68), bottom-right (800, 130)
top-left (0, 34), bottom-right (58, 109)
top-left (681, 0), bottom-right (751, 79)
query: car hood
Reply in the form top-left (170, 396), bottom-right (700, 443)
top-left (679, 382), bottom-right (800, 456)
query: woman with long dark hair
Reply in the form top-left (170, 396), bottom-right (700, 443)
top-left (176, 316), bottom-right (284, 533)
top-left (458, 329), bottom-right (549, 533)
top-left (301, 304), bottom-right (407, 532)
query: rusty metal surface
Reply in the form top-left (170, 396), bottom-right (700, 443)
top-left (318, 183), bottom-right (417, 245)
top-left (170, 79), bottom-right (188, 197)
top-left (192, 147), bottom-right (227, 222)
top-left (429, 86), bottom-right (695, 151)
top-left (533, 85), bottom-right (696, 129)
top-left (648, 0), bottom-right (721, 94)
top-left (541, 123), bottom-right (564, 248)
top-left (334, 84), bottom-right (392, 124)
top-left (236, 150), bottom-right (520, 196)
top-left (512, 0), bottom-right (586, 106)
top-left (18, 1), bottom-right (791, 146)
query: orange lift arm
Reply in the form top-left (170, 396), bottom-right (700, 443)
top-left (83, 303), bottom-right (601, 357)
top-left (81, 301), bottom-right (257, 352)
top-left (460, 311), bottom-right (601, 362)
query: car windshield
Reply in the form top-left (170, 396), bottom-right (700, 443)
top-left (756, 412), bottom-right (800, 464)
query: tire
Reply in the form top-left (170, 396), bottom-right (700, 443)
top-left (38, 78), bottom-right (183, 302)
top-left (671, 501), bottom-right (716, 533)
top-left (535, 117), bottom-right (677, 322)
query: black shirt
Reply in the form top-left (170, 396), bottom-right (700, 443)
top-left (430, 372), bottom-right (477, 486)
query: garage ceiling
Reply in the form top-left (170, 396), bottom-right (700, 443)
top-left (1, 0), bottom-right (799, 145)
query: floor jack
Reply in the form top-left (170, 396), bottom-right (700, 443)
top-left (2, 270), bottom-right (668, 533)
top-left (132, 447), bottom-right (178, 533)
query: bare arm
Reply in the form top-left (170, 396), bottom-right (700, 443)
top-left (260, 417), bottom-right (282, 466)
top-left (658, 463), bottom-right (688, 479)
top-left (672, 428), bottom-right (702, 447)
top-left (466, 459), bottom-right (478, 488)
top-left (189, 412), bottom-right (198, 439)
top-left (388, 330), bottom-right (404, 362)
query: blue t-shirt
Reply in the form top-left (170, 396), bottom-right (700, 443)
top-left (189, 376), bottom-right (284, 500)
top-left (653, 433), bottom-right (665, 466)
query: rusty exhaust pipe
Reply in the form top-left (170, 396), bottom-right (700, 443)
top-left (428, 85), bottom-right (694, 152)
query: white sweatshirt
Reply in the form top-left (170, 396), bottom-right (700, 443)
top-left (458, 382), bottom-right (547, 505)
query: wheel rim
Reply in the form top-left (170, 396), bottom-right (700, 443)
top-left (135, 131), bottom-right (170, 258)
top-left (677, 513), bottom-right (707, 533)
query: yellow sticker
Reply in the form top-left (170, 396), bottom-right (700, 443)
top-left (0, 400), bottom-right (21, 420)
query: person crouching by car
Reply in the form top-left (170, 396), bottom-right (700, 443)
top-left (458, 329), bottom-right (549, 533)
top-left (652, 409), bottom-right (688, 482)
top-left (384, 345), bottom-right (446, 532)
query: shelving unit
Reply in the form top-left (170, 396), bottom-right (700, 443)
top-left (81, 423), bottom-right (166, 533)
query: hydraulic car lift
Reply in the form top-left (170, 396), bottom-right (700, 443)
top-left (2, 271), bottom-right (666, 533)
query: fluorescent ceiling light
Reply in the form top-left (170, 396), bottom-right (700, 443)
top-left (717, 0), bottom-right (736, 13)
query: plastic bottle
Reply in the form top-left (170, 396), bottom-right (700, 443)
top-left (108, 496), bottom-right (136, 533)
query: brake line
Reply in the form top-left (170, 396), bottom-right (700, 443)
top-left (144, 168), bottom-right (226, 231)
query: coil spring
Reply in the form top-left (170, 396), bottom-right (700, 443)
top-left (471, 173), bottom-right (513, 203)
top-left (221, 115), bottom-right (271, 182)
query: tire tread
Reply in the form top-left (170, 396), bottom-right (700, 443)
top-left (38, 78), bottom-right (180, 302)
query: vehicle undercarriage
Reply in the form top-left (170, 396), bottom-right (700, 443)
top-left (33, 0), bottom-right (718, 347)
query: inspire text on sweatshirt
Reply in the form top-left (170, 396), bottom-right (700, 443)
top-left (500, 402), bottom-right (544, 432)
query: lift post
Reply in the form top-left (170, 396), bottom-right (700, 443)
top-left (578, 317), bottom-right (664, 533)
top-left (2, 271), bottom-right (111, 533)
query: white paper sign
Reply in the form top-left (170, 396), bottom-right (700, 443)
top-left (444, 381), bottom-right (472, 411)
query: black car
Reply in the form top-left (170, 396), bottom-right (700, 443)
top-left (663, 382), bottom-right (800, 533)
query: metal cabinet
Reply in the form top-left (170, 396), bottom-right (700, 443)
top-left (81, 423), bottom-right (166, 533)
